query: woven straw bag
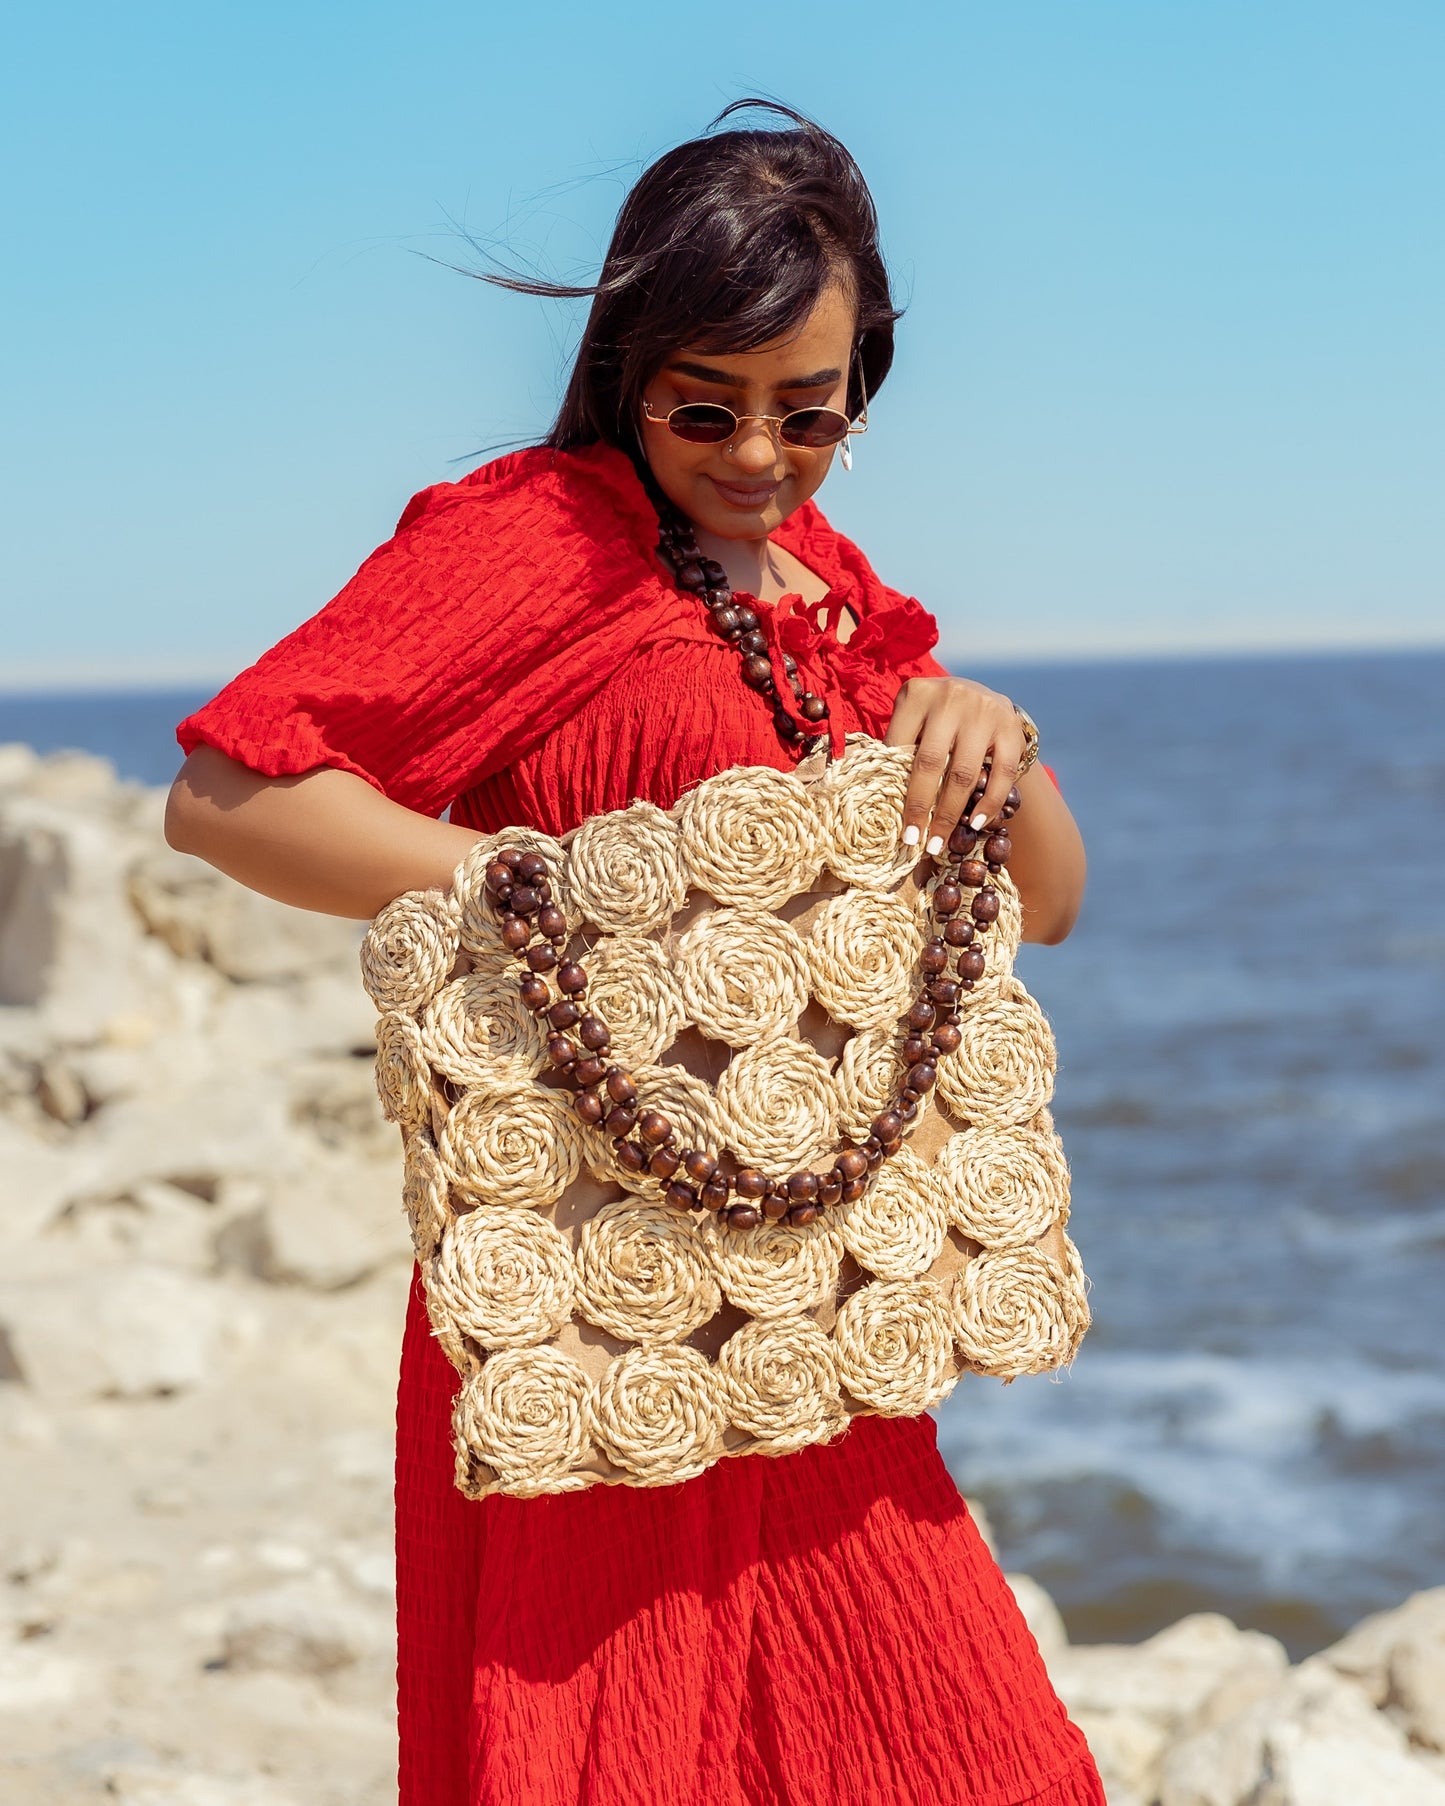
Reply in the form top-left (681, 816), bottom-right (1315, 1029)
top-left (362, 734), bottom-right (1089, 1499)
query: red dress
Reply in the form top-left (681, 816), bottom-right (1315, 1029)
top-left (180, 443), bottom-right (1103, 1806)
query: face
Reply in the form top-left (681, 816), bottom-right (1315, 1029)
top-left (637, 279), bottom-right (859, 541)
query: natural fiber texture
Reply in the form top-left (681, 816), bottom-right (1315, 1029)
top-left (703, 1215), bottom-right (844, 1320)
top-left (674, 763), bottom-right (827, 908)
top-left (567, 799), bottom-right (688, 935)
top-left (360, 890), bottom-right (458, 1014)
top-left (715, 1316), bottom-right (846, 1453)
top-left (451, 1345), bottom-right (594, 1498)
top-left (833, 1277), bottom-right (959, 1416)
top-left (454, 829), bottom-right (574, 958)
top-left (438, 1077), bottom-right (584, 1209)
top-left (838, 1144), bottom-right (950, 1280)
top-left (362, 738), bottom-right (1085, 1499)
top-left (576, 934), bottom-right (685, 1069)
top-left (374, 1010), bottom-right (434, 1131)
top-left (575, 1198), bottom-right (722, 1344)
top-left (585, 1343), bottom-right (728, 1486)
top-left (419, 969), bottom-right (546, 1086)
top-left (816, 734), bottom-right (919, 889)
top-left (833, 1024), bottom-right (907, 1143)
top-left (400, 1123), bottom-right (449, 1264)
top-left (672, 907), bottom-right (810, 1045)
top-left (429, 1207), bottom-right (575, 1351)
top-left (950, 1242), bottom-right (1090, 1380)
top-left (712, 1031), bottom-right (838, 1172)
top-left (934, 973), bottom-right (1057, 1127)
top-left (807, 888), bottom-right (923, 1030)
top-left (934, 1118), bottom-right (1070, 1248)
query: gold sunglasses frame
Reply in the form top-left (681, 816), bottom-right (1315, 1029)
top-left (641, 354), bottom-right (870, 451)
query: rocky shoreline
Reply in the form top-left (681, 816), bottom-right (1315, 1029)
top-left (2, 745), bottom-right (1441, 1806)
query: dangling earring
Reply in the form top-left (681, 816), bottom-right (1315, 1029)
top-left (840, 438), bottom-right (853, 472)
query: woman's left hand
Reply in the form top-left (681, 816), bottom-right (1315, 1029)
top-left (884, 675), bottom-right (1028, 853)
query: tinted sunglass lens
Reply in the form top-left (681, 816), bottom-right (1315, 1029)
top-left (668, 405), bottom-right (737, 444)
top-left (779, 408), bottom-right (851, 449)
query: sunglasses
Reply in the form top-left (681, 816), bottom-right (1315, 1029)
top-left (641, 399), bottom-right (867, 449)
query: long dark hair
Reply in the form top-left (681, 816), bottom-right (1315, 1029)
top-left (481, 101), bottom-right (900, 462)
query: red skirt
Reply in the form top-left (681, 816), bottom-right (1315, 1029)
top-left (396, 1272), bottom-right (1102, 1805)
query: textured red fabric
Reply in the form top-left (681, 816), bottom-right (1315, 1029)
top-left (180, 443), bottom-right (1101, 1805)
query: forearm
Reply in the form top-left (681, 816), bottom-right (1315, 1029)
top-left (164, 746), bottom-right (481, 920)
top-left (1004, 764), bottom-right (1086, 944)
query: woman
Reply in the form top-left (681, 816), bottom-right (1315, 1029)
top-left (167, 103), bottom-right (1097, 1806)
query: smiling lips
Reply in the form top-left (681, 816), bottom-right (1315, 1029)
top-left (709, 475), bottom-right (781, 510)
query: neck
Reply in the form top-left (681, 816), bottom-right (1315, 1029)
top-left (690, 527), bottom-right (775, 600)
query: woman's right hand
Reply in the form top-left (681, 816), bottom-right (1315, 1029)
top-left (165, 747), bottom-right (480, 920)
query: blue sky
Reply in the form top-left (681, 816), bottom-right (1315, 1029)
top-left (2, 1), bottom-right (1441, 686)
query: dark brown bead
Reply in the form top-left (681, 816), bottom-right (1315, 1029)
top-left (841, 1176), bottom-right (870, 1203)
top-left (605, 1067), bottom-right (638, 1106)
top-left (947, 821), bottom-right (977, 858)
top-left (573, 1055), bottom-right (607, 1088)
top-left (701, 558), bottom-right (728, 587)
top-left (484, 858), bottom-right (513, 895)
top-left (547, 999), bottom-right (581, 1031)
top-left (907, 1061), bottom-right (937, 1093)
top-left (516, 852), bottom-right (548, 883)
top-left (932, 1021), bottom-right (963, 1055)
top-left (787, 1171), bottom-right (820, 1202)
top-left (762, 1191), bottom-right (790, 1220)
top-left (526, 944), bottom-right (558, 973)
top-left (518, 974), bottom-right (550, 1011)
top-left (906, 999), bottom-right (937, 1032)
top-left (701, 1177), bottom-right (731, 1210)
top-left (943, 918), bottom-right (975, 947)
top-left (710, 605), bottom-right (742, 638)
top-left (958, 859), bottom-right (989, 889)
top-left (613, 1139), bottom-right (648, 1174)
top-left (921, 938), bottom-right (948, 975)
top-left (773, 709), bottom-right (803, 743)
top-left (637, 1110), bottom-right (672, 1147)
top-left (818, 1173), bottom-right (843, 1206)
top-left (734, 1168), bottom-right (768, 1201)
top-left (510, 885), bottom-right (541, 916)
top-left (800, 694), bottom-right (828, 722)
top-left (665, 1180), bottom-right (697, 1213)
top-left (741, 654), bottom-right (774, 690)
top-left (1004, 785), bottom-right (1022, 814)
top-left (501, 916), bottom-right (532, 951)
top-left (957, 946), bottom-right (987, 981)
top-left (929, 978), bottom-right (962, 1008)
top-left (734, 606), bottom-right (759, 631)
top-left (556, 962), bottom-right (588, 995)
top-left (738, 629), bottom-right (768, 656)
top-left (786, 1200), bottom-right (820, 1226)
top-left (984, 832), bottom-right (1012, 865)
top-left (498, 848), bottom-right (526, 872)
top-left (902, 1035), bottom-right (929, 1066)
top-left (605, 1104), bottom-right (638, 1138)
top-left (872, 1109), bottom-right (903, 1143)
top-left (932, 882), bottom-right (962, 917)
top-left (880, 1136), bottom-right (903, 1158)
top-left (547, 1033), bottom-right (577, 1067)
top-left (537, 903), bottom-right (567, 940)
top-left (677, 559), bottom-right (707, 591)
top-left (649, 1144), bottom-right (682, 1180)
top-left (835, 1149), bottom-right (869, 1182)
top-left (898, 1097), bottom-right (919, 1124)
top-left (577, 1016), bottom-right (611, 1052)
top-left (726, 1204), bottom-right (761, 1231)
top-left (899, 1087), bottom-right (920, 1108)
top-left (573, 1089), bottom-right (605, 1125)
top-left (493, 884), bottom-right (514, 909)
top-left (971, 887), bottom-right (1001, 924)
top-left (865, 1144), bottom-right (885, 1173)
top-left (683, 1150), bottom-right (717, 1185)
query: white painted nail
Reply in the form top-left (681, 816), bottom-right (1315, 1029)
top-left (969, 812), bottom-right (988, 831)
top-left (926, 835), bottom-right (944, 857)
top-left (902, 824), bottom-right (920, 847)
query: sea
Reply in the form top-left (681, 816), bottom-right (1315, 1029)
top-left (3, 649), bottom-right (1443, 1659)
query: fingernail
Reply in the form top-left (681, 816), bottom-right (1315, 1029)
top-left (902, 825), bottom-right (920, 847)
top-left (925, 835), bottom-right (944, 857)
top-left (969, 812), bottom-right (988, 831)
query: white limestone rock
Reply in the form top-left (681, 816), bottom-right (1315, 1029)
top-left (1318, 1587), bottom-right (1445, 1752)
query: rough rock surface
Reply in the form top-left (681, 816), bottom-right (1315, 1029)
top-left (2, 746), bottom-right (1441, 1805)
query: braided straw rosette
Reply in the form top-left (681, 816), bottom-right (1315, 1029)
top-left (365, 735), bottom-right (1088, 1499)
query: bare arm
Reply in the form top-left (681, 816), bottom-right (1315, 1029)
top-left (164, 746), bottom-right (481, 920)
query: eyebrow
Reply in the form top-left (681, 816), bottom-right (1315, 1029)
top-left (666, 358), bottom-right (843, 390)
